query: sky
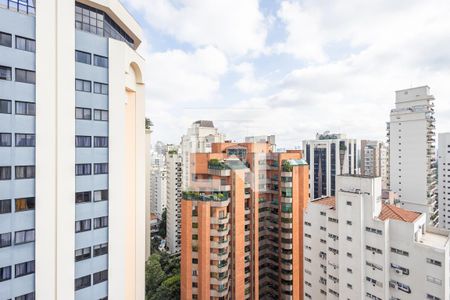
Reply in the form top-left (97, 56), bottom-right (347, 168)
top-left (122, 0), bottom-right (450, 148)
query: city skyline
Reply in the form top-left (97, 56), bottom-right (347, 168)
top-left (123, 0), bottom-right (450, 148)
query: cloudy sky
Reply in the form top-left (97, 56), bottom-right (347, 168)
top-left (122, 0), bottom-right (450, 148)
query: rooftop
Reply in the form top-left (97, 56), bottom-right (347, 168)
top-left (312, 196), bottom-right (336, 209)
top-left (378, 204), bottom-right (421, 223)
top-left (193, 120), bottom-right (214, 128)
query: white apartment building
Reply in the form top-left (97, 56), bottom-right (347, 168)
top-left (150, 152), bottom-right (167, 218)
top-left (180, 120), bottom-right (224, 189)
top-left (387, 86), bottom-right (437, 226)
top-left (303, 175), bottom-right (450, 300)
top-left (303, 132), bottom-right (359, 200)
top-left (438, 133), bottom-right (450, 229)
top-left (165, 146), bottom-right (182, 253)
top-left (361, 140), bottom-right (388, 189)
top-left (0, 1), bottom-right (146, 299)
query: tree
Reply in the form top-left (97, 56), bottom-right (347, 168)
top-left (158, 209), bottom-right (167, 239)
top-left (146, 253), bottom-right (181, 300)
top-left (150, 274), bottom-right (180, 300)
top-left (146, 254), bottom-right (165, 296)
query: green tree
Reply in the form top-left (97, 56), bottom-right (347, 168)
top-left (146, 254), bottom-right (165, 296)
top-left (150, 274), bottom-right (180, 300)
top-left (158, 209), bottom-right (167, 239)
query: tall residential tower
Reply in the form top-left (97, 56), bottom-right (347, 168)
top-left (0, 1), bottom-right (146, 299)
top-left (438, 133), bottom-right (450, 229)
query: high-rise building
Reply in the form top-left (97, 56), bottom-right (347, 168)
top-left (150, 152), bottom-right (167, 218)
top-left (303, 175), bottom-right (450, 300)
top-left (0, 1), bottom-right (146, 299)
top-left (361, 140), bottom-right (388, 188)
top-left (387, 86), bottom-right (437, 226)
top-left (145, 118), bottom-right (153, 259)
top-left (438, 133), bottom-right (450, 229)
top-left (180, 120), bottom-right (224, 190)
top-left (165, 145), bottom-right (182, 254)
top-left (180, 141), bottom-right (309, 300)
top-left (303, 132), bottom-right (359, 200)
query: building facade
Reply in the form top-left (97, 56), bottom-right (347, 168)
top-left (303, 132), bottom-right (359, 200)
top-left (165, 145), bottom-right (182, 254)
top-left (180, 120), bottom-right (224, 190)
top-left (361, 140), bottom-right (388, 188)
top-left (150, 152), bottom-right (167, 218)
top-left (0, 1), bottom-right (146, 299)
top-left (387, 86), bottom-right (438, 226)
top-left (303, 175), bottom-right (450, 300)
top-left (438, 133), bottom-right (450, 229)
top-left (181, 141), bottom-right (309, 300)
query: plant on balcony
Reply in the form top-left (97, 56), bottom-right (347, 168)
top-left (208, 158), bottom-right (229, 170)
top-left (282, 160), bottom-right (293, 172)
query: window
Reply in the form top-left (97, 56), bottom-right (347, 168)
top-left (0, 199), bottom-right (11, 214)
top-left (14, 229), bottom-right (35, 245)
top-left (15, 36), bottom-right (35, 52)
top-left (427, 294), bottom-right (441, 300)
top-left (75, 219), bottom-right (91, 232)
top-left (15, 133), bottom-right (35, 147)
top-left (94, 190), bottom-right (108, 202)
top-left (15, 292), bottom-right (35, 300)
top-left (15, 166), bottom-right (35, 179)
top-left (94, 55), bottom-right (108, 68)
top-left (75, 50), bottom-right (91, 64)
top-left (93, 82), bottom-right (108, 95)
top-left (0, 167), bottom-right (12, 180)
top-left (75, 107), bottom-right (92, 120)
top-left (426, 258), bottom-right (442, 267)
top-left (0, 133), bottom-right (12, 146)
top-left (75, 191), bottom-right (91, 204)
top-left (94, 136), bottom-right (108, 148)
top-left (346, 201), bottom-right (352, 206)
top-left (0, 99), bottom-right (11, 114)
top-left (366, 245), bottom-right (382, 254)
top-left (93, 269), bottom-right (108, 284)
top-left (75, 274), bottom-right (91, 290)
top-left (0, 265), bottom-right (11, 282)
top-left (15, 260), bottom-right (35, 277)
top-left (75, 79), bottom-right (91, 92)
top-left (0, 232), bottom-right (11, 248)
top-left (93, 243), bottom-right (108, 257)
top-left (94, 109), bottom-right (108, 121)
top-left (346, 220), bottom-right (352, 225)
top-left (0, 32), bottom-right (12, 47)
top-left (94, 216), bottom-right (108, 229)
top-left (365, 227), bottom-right (383, 235)
top-left (75, 247), bottom-right (91, 262)
top-left (0, 65), bottom-right (12, 80)
top-left (75, 136), bottom-right (91, 148)
top-left (15, 101), bottom-right (35, 115)
top-left (15, 68), bottom-right (35, 84)
top-left (15, 197), bottom-right (35, 212)
top-left (75, 164), bottom-right (91, 176)
top-left (94, 163), bottom-right (108, 174)
top-left (391, 247), bottom-right (409, 257)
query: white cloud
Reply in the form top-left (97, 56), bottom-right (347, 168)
top-left (125, 0), bottom-right (268, 56)
top-left (233, 62), bottom-right (268, 94)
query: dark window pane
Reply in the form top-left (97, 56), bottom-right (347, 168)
top-left (0, 133), bottom-right (12, 146)
top-left (15, 197), bottom-right (35, 212)
top-left (0, 167), bottom-right (12, 180)
top-left (15, 166), bottom-right (35, 179)
top-left (0, 100), bottom-right (11, 114)
top-left (94, 55), bottom-right (108, 68)
top-left (15, 133), bottom-right (35, 147)
top-left (0, 32), bottom-right (12, 47)
top-left (15, 101), bottom-right (35, 115)
top-left (15, 69), bottom-right (35, 84)
top-left (16, 36), bottom-right (35, 52)
top-left (0, 199), bottom-right (11, 214)
top-left (0, 66), bottom-right (12, 81)
top-left (75, 50), bottom-right (91, 64)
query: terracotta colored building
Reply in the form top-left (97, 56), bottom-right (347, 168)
top-left (181, 141), bottom-right (309, 300)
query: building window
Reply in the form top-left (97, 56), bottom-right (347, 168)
top-left (94, 109), bottom-right (108, 121)
top-left (75, 247), bottom-right (91, 262)
top-left (15, 101), bottom-right (35, 115)
top-left (75, 274), bottom-right (91, 290)
top-left (75, 135), bottom-right (92, 148)
top-left (15, 166), bottom-right (35, 179)
top-left (15, 133), bottom-right (35, 147)
top-left (93, 243), bottom-right (108, 257)
top-left (94, 216), bottom-right (108, 229)
top-left (15, 36), bottom-right (35, 52)
top-left (75, 50), bottom-right (91, 64)
top-left (0, 166), bottom-right (12, 180)
top-left (94, 163), bottom-right (108, 174)
top-left (75, 164), bottom-right (91, 176)
top-left (15, 292), bottom-right (35, 300)
top-left (0, 265), bottom-right (11, 282)
top-left (75, 219), bottom-right (91, 232)
top-left (0, 99), bottom-right (11, 114)
top-left (0, 133), bottom-right (11, 146)
top-left (0, 232), bottom-right (12, 248)
top-left (94, 136), bottom-right (108, 148)
top-left (0, 65), bottom-right (12, 81)
top-left (94, 190), bottom-right (108, 202)
top-left (94, 55), bottom-right (108, 68)
top-left (426, 258), bottom-right (442, 267)
top-left (14, 229), bottom-right (35, 245)
top-left (75, 191), bottom-right (91, 204)
top-left (15, 260), bottom-right (35, 277)
top-left (15, 197), bottom-right (35, 212)
top-left (93, 82), bottom-right (108, 95)
top-left (391, 247), bottom-right (409, 257)
top-left (75, 107), bottom-right (92, 120)
top-left (0, 32), bottom-right (12, 47)
top-left (75, 79), bottom-right (91, 92)
top-left (15, 68), bottom-right (35, 84)
top-left (426, 294), bottom-right (441, 300)
top-left (93, 269), bottom-right (108, 284)
top-left (0, 199), bottom-right (11, 214)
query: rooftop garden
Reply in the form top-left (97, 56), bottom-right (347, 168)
top-left (208, 158), bottom-right (230, 170)
top-left (182, 191), bottom-right (230, 201)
